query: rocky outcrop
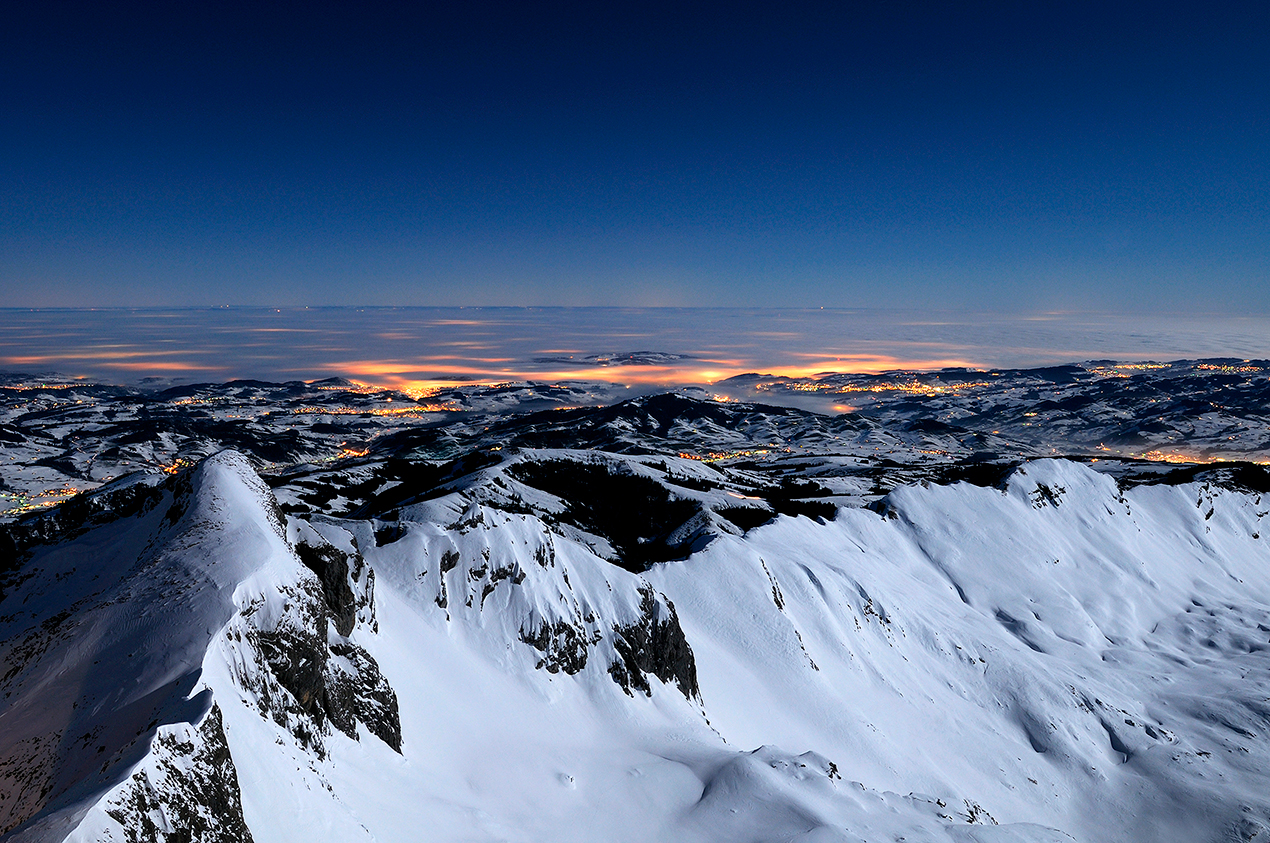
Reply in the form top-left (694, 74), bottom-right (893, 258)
top-left (232, 528), bottom-right (400, 756)
top-left (609, 586), bottom-right (699, 700)
top-left (102, 705), bottom-right (254, 843)
top-left (405, 498), bottom-right (701, 706)
top-left (234, 580), bottom-right (331, 756)
top-left (295, 534), bottom-right (359, 636)
top-left (323, 637), bottom-right (402, 751)
top-left (520, 618), bottom-right (593, 675)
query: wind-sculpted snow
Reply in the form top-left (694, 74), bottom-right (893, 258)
top-left (0, 451), bottom-right (400, 841)
top-left (649, 459), bottom-right (1270, 842)
top-left (0, 452), bottom-right (285, 839)
top-left (70, 705), bottom-right (254, 843)
top-left (6, 376), bottom-right (1270, 841)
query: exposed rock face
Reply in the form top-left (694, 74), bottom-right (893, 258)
top-left (295, 538), bottom-right (358, 636)
top-left (396, 497), bottom-right (702, 704)
top-left (294, 523), bottom-right (379, 632)
top-left (232, 564), bottom-right (402, 757)
top-left (520, 618), bottom-right (593, 675)
top-left (232, 579), bottom-right (332, 756)
top-left (609, 586), bottom-right (699, 700)
top-left (102, 705), bottom-right (254, 843)
top-left (517, 581), bottom-right (699, 701)
top-left (323, 638), bottom-right (402, 751)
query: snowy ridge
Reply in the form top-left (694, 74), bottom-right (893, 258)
top-left (652, 459), bottom-right (1270, 840)
top-left (4, 391), bottom-right (1270, 839)
top-left (8, 359), bottom-right (1270, 523)
top-left (363, 497), bottom-right (700, 700)
top-left (1, 452), bottom-right (289, 840)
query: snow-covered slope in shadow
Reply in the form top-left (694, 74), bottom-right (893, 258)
top-left (1, 451), bottom-right (290, 840)
top-left (5, 451), bottom-right (1270, 841)
top-left (2, 452), bottom-right (399, 842)
top-left (652, 458), bottom-right (1270, 842)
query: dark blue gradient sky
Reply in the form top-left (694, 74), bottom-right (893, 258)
top-left (3, 2), bottom-right (1267, 310)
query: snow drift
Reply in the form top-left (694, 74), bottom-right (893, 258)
top-left (3, 446), bottom-right (1270, 842)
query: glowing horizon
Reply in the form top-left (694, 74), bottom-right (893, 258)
top-left (4, 308), bottom-right (1270, 394)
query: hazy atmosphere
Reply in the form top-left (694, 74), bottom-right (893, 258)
top-left (6, 307), bottom-right (1270, 391)
top-left (8, 6), bottom-right (1270, 843)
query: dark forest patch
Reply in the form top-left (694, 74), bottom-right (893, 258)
top-left (714, 506), bottom-right (776, 532)
top-left (510, 459), bottom-right (700, 572)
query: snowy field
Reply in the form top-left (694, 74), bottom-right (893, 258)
top-left (4, 369), bottom-right (1270, 842)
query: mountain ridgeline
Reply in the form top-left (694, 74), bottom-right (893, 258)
top-left (3, 366), bottom-right (1270, 841)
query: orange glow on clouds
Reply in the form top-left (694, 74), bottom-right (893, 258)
top-left (1, 310), bottom-right (989, 391)
top-left (330, 353), bottom-right (979, 397)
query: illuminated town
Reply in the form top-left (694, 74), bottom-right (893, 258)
top-left (3, 358), bottom-right (1269, 522)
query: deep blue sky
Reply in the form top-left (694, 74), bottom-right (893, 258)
top-left (2, 1), bottom-right (1267, 310)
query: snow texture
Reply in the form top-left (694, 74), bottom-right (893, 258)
top-left (4, 375), bottom-right (1270, 842)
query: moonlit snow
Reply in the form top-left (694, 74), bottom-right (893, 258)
top-left (4, 377), bottom-right (1270, 842)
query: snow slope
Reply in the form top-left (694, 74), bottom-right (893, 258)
top-left (4, 446), bottom-right (1270, 842)
top-left (653, 459), bottom-right (1270, 841)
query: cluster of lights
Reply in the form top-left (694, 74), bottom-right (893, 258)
top-left (401, 386), bottom-right (451, 400)
top-left (1, 382), bottom-right (88, 392)
top-left (1195, 363), bottom-right (1264, 374)
top-left (1086, 364), bottom-right (1171, 379)
top-left (0, 485), bottom-right (83, 517)
top-left (1135, 450), bottom-right (1269, 466)
top-left (308, 444), bottom-right (373, 465)
top-left (170, 396), bottom-right (232, 406)
top-left (677, 448), bottom-right (787, 463)
top-left (290, 403), bottom-right (456, 417)
top-left (311, 381), bottom-right (382, 395)
top-left (1137, 450), bottom-right (1204, 464)
top-left (370, 403), bottom-right (456, 414)
top-left (758, 380), bottom-right (993, 396)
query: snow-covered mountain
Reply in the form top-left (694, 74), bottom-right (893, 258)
top-left (4, 364), bottom-right (1270, 842)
